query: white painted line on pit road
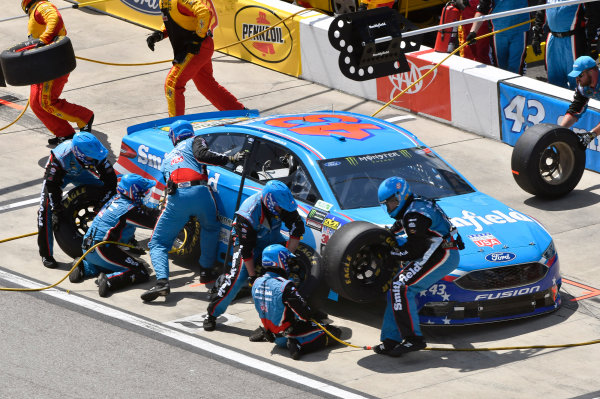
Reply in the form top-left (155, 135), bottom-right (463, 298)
top-left (385, 115), bottom-right (416, 123)
top-left (0, 197), bottom-right (39, 212)
top-left (0, 269), bottom-right (368, 399)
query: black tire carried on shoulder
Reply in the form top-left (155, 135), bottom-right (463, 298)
top-left (322, 221), bottom-right (401, 303)
top-left (55, 185), bottom-right (105, 259)
top-left (0, 36), bottom-right (76, 86)
top-left (511, 123), bottom-right (586, 198)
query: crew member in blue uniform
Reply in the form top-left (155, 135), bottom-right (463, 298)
top-left (70, 174), bottom-right (159, 297)
top-left (141, 120), bottom-right (246, 302)
top-left (203, 180), bottom-right (305, 331)
top-left (251, 244), bottom-right (341, 360)
top-left (531, 0), bottom-right (599, 88)
top-left (38, 132), bottom-right (116, 269)
top-left (373, 177), bottom-right (461, 357)
top-left (466, 0), bottom-right (532, 74)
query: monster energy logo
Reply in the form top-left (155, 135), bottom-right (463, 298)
top-left (346, 157), bottom-right (358, 166)
top-left (399, 149), bottom-right (411, 158)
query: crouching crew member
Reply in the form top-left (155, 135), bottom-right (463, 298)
top-left (251, 244), bottom-right (341, 360)
top-left (70, 174), bottom-right (159, 297)
top-left (373, 176), bottom-right (461, 357)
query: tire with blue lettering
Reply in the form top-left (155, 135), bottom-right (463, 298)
top-left (511, 123), bottom-right (586, 198)
top-left (0, 36), bottom-right (76, 86)
top-left (55, 185), bottom-right (104, 258)
top-left (322, 221), bottom-right (401, 303)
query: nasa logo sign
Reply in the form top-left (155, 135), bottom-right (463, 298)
top-left (120, 0), bottom-right (161, 15)
top-left (234, 6), bottom-right (292, 63)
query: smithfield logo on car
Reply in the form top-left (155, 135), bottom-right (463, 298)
top-left (137, 144), bottom-right (163, 170)
top-left (451, 209), bottom-right (533, 232)
top-left (119, 0), bottom-right (161, 15)
top-left (234, 6), bottom-right (292, 63)
top-left (324, 161), bottom-right (341, 167)
top-left (485, 252), bottom-right (517, 262)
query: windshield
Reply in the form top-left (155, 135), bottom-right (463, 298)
top-left (319, 148), bottom-right (474, 210)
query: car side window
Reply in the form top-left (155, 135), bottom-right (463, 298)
top-left (203, 133), bottom-right (247, 171)
top-left (247, 140), bottom-right (321, 205)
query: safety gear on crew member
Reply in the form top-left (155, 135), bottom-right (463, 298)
top-left (168, 119), bottom-right (195, 146)
top-left (21, 0), bottom-right (38, 13)
top-left (378, 176), bottom-right (413, 218)
top-left (117, 174), bottom-right (156, 205)
top-left (72, 132), bottom-right (109, 168)
top-left (262, 180), bottom-right (298, 216)
top-left (261, 244), bottom-right (295, 275)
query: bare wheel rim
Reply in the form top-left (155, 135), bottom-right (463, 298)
top-left (538, 141), bottom-right (575, 186)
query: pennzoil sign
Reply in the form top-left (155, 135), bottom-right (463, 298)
top-left (234, 6), bottom-right (292, 63)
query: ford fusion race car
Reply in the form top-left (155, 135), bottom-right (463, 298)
top-left (112, 109), bottom-right (561, 326)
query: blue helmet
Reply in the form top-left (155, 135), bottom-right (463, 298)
top-left (261, 244), bottom-right (295, 274)
top-left (378, 176), bottom-right (412, 218)
top-left (168, 120), bottom-right (194, 146)
top-left (71, 132), bottom-right (108, 169)
top-left (117, 174), bottom-right (156, 204)
top-left (262, 180), bottom-right (297, 216)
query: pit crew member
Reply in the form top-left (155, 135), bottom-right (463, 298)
top-left (22, 0), bottom-right (94, 145)
top-left (251, 244), bottom-right (341, 360)
top-left (203, 180), bottom-right (305, 331)
top-left (38, 132), bottom-right (117, 269)
top-left (70, 174), bottom-right (159, 297)
top-left (373, 176), bottom-right (461, 357)
top-left (145, 0), bottom-right (245, 116)
top-left (141, 120), bottom-right (246, 302)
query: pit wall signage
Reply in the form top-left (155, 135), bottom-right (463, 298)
top-left (499, 82), bottom-right (600, 172)
top-left (76, 0), bottom-right (302, 77)
top-left (375, 49), bottom-right (451, 121)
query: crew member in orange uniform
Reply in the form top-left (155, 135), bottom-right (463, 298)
top-left (22, 0), bottom-right (94, 146)
top-left (146, 0), bottom-right (245, 116)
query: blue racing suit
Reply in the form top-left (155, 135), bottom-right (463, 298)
top-left (477, 0), bottom-right (530, 74)
top-left (206, 192), bottom-right (305, 318)
top-left (252, 270), bottom-right (333, 355)
top-left (38, 140), bottom-right (116, 258)
top-left (81, 194), bottom-right (159, 291)
top-left (149, 136), bottom-right (231, 280)
top-left (381, 197), bottom-right (460, 342)
top-left (534, 0), bottom-right (599, 88)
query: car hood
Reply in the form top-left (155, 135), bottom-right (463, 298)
top-left (339, 191), bottom-right (552, 258)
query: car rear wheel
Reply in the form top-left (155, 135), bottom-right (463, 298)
top-left (171, 217), bottom-right (201, 265)
top-left (511, 123), bottom-right (586, 198)
top-left (322, 221), bottom-right (401, 303)
top-left (55, 185), bottom-right (104, 258)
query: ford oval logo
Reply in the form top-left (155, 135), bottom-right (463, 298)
top-left (120, 0), bottom-right (161, 15)
top-left (324, 161), bottom-right (341, 167)
top-left (485, 252), bottom-right (517, 262)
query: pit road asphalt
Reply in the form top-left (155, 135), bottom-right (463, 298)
top-left (1, 2), bottom-right (600, 398)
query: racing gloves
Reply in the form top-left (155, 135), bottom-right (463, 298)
top-left (146, 31), bottom-right (164, 51)
top-left (465, 31), bottom-right (477, 45)
top-left (229, 151), bottom-right (247, 163)
top-left (531, 26), bottom-right (543, 57)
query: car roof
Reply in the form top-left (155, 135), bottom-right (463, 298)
top-left (232, 111), bottom-right (423, 160)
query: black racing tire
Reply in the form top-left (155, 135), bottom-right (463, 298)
top-left (54, 185), bottom-right (104, 259)
top-left (511, 123), bottom-right (586, 198)
top-left (291, 243), bottom-right (327, 308)
top-left (0, 36), bottom-right (76, 86)
top-left (322, 221), bottom-right (401, 303)
top-left (171, 216), bottom-right (201, 266)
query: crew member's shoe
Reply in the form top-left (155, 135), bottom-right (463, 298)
top-left (373, 339), bottom-right (401, 355)
top-left (42, 256), bottom-right (59, 269)
top-left (98, 273), bottom-right (111, 297)
top-left (199, 268), bottom-right (219, 284)
top-left (287, 338), bottom-right (302, 360)
top-left (69, 259), bottom-right (85, 283)
top-left (325, 326), bottom-right (343, 346)
top-left (375, 336), bottom-right (426, 357)
top-left (48, 133), bottom-right (74, 146)
top-left (203, 314), bottom-right (217, 331)
top-left (249, 326), bottom-right (267, 342)
top-left (80, 113), bottom-right (94, 132)
top-left (140, 279), bottom-right (170, 302)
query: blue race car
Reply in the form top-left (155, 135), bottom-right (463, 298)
top-left (113, 109), bottom-right (561, 325)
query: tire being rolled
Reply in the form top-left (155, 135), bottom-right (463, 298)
top-left (1, 36), bottom-right (76, 86)
top-left (511, 123), bottom-right (586, 198)
top-left (322, 221), bottom-right (401, 303)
